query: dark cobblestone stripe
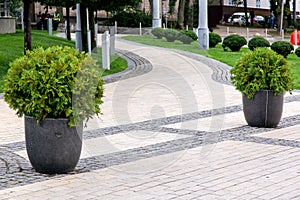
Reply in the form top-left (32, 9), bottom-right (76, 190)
top-left (1, 112), bottom-right (300, 190)
top-left (103, 49), bottom-right (153, 84)
top-left (232, 136), bottom-right (300, 148)
top-left (169, 49), bottom-right (232, 85)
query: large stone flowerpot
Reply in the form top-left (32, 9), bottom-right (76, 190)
top-left (25, 116), bottom-right (83, 174)
top-left (243, 90), bottom-right (284, 128)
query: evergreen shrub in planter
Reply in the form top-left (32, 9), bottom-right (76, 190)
top-left (3, 46), bottom-right (104, 173)
top-left (248, 36), bottom-right (270, 51)
top-left (270, 41), bottom-right (294, 58)
top-left (209, 32), bottom-right (222, 48)
top-left (222, 34), bottom-right (247, 52)
top-left (230, 47), bottom-right (293, 127)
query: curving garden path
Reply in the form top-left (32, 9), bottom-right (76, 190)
top-left (0, 34), bottom-right (299, 199)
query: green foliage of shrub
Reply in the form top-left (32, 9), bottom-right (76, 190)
top-left (295, 47), bottom-right (300, 57)
top-left (292, 21), bottom-right (300, 30)
top-left (164, 29), bottom-right (179, 42)
top-left (177, 34), bottom-right (194, 44)
top-left (177, 30), bottom-right (197, 44)
top-left (151, 28), bottom-right (165, 39)
top-left (3, 46), bottom-right (104, 126)
top-left (106, 11), bottom-right (152, 27)
top-left (271, 41), bottom-right (294, 58)
top-left (230, 47), bottom-right (293, 99)
top-left (209, 32), bottom-right (222, 48)
top-left (248, 36), bottom-right (270, 51)
top-left (181, 30), bottom-right (198, 41)
top-left (222, 34), bottom-right (247, 52)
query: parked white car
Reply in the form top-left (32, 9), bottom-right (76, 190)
top-left (228, 12), bottom-right (250, 25)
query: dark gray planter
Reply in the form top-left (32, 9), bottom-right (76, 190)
top-left (25, 116), bottom-right (83, 174)
top-left (243, 90), bottom-right (284, 128)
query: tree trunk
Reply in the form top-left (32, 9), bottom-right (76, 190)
top-left (66, 6), bottom-right (71, 41)
top-left (193, 0), bottom-right (198, 28)
top-left (23, 0), bottom-right (32, 55)
top-left (149, 0), bottom-right (153, 15)
top-left (89, 8), bottom-right (96, 51)
top-left (80, 5), bottom-right (88, 52)
top-left (243, 0), bottom-right (249, 26)
top-left (177, 0), bottom-right (185, 29)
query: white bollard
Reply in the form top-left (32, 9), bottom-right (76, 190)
top-left (94, 23), bottom-right (99, 47)
top-left (110, 26), bottom-right (115, 56)
top-left (115, 21), bottom-right (117, 34)
top-left (102, 31), bottom-right (110, 70)
top-left (21, 8), bottom-right (24, 31)
top-left (227, 27), bottom-right (229, 35)
top-left (265, 28), bottom-right (268, 39)
top-left (86, 8), bottom-right (91, 55)
top-left (65, 20), bottom-right (67, 36)
top-left (139, 22), bottom-right (142, 35)
top-left (48, 18), bottom-right (52, 36)
top-left (186, 25), bottom-right (188, 31)
top-left (282, 30), bottom-right (284, 41)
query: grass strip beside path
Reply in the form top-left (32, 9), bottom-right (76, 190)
top-left (0, 30), bottom-right (127, 92)
top-left (123, 35), bottom-right (300, 89)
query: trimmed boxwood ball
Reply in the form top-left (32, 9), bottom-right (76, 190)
top-left (151, 27), bottom-right (165, 39)
top-left (270, 41), bottom-right (294, 58)
top-left (222, 34), bottom-right (247, 52)
top-left (295, 47), bottom-right (300, 57)
top-left (248, 36), bottom-right (270, 51)
top-left (3, 46), bottom-right (104, 126)
top-left (177, 30), bottom-right (197, 44)
top-left (230, 47), bottom-right (293, 99)
top-left (209, 32), bottom-right (222, 48)
top-left (164, 29), bottom-right (179, 42)
top-left (180, 30), bottom-right (198, 41)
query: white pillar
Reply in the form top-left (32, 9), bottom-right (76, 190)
top-left (139, 22), bottom-right (142, 35)
top-left (48, 18), bottom-right (52, 36)
top-left (86, 8), bottom-right (91, 55)
top-left (102, 31), bottom-right (110, 70)
top-left (110, 26), bottom-right (115, 56)
top-left (152, 0), bottom-right (162, 28)
top-left (198, 0), bottom-right (209, 50)
top-left (4, 0), bottom-right (8, 17)
top-left (21, 7), bottom-right (24, 31)
top-left (94, 23), bottom-right (99, 47)
top-left (75, 4), bottom-right (82, 52)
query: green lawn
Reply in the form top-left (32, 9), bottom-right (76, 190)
top-left (0, 30), bottom-right (127, 92)
top-left (123, 35), bottom-right (300, 89)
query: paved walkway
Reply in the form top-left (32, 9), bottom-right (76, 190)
top-left (0, 35), bottom-right (300, 199)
